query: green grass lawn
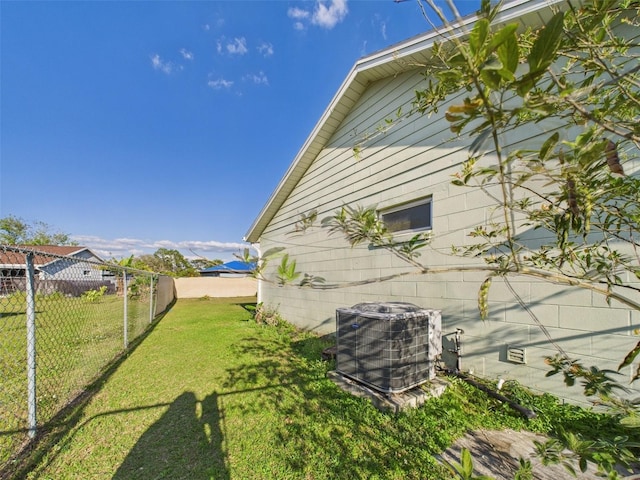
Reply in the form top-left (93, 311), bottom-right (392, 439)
top-left (1, 291), bottom-right (154, 466)
top-left (5, 298), bottom-right (633, 480)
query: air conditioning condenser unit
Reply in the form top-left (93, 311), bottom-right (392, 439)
top-left (335, 302), bottom-right (442, 394)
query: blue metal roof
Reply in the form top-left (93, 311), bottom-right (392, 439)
top-left (201, 261), bottom-right (256, 274)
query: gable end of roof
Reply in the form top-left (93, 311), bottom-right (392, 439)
top-left (244, 0), bottom-right (568, 244)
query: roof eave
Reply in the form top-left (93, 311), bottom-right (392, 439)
top-left (39, 247), bottom-right (89, 267)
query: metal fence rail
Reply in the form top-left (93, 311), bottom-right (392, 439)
top-left (0, 245), bottom-right (174, 465)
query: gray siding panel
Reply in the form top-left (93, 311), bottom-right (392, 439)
top-left (257, 59), bottom-right (640, 405)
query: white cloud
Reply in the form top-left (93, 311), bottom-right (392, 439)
top-left (312, 0), bottom-right (348, 29)
top-left (216, 36), bottom-right (248, 56)
top-left (288, 7), bottom-right (310, 20)
top-left (288, 1), bottom-right (348, 30)
top-left (180, 48), bottom-right (194, 60)
top-left (207, 78), bottom-right (234, 89)
top-left (226, 37), bottom-right (248, 55)
top-left (180, 240), bottom-right (250, 251)
top-left (72, 235), bottom-right (252, 261)
top-left (150, 53), bottom-right (174, 74)
top-left (257, 42), bottom-right (274, 57)
top-left (208, 16), bottom-right (225, 31)
top-left (360, 40), bottom-right (368, 56)
top-left (371, 14), bottom-right (388, 41)
top-left (244, 71), bottom-right (269, 85)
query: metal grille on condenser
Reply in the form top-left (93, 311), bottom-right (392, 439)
top-left (335, 302), bottom-right (442, 394)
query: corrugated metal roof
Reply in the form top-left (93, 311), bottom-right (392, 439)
top-left (244, 0), bottom-right (567, 243)
top-left (0, 245), bottom-right (97, 267)
top-left (201, 260), bottom-right (256, 274)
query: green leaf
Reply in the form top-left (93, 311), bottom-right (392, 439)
top-left (481, 54), bottom-right (503, 71)
top-left (460, 448), bottom-right (474, 477)
top-left (469, 19), bottom-right (490, 57)
top-left (539, 132), bottom-right (560, 161)
top-left (480, 0), bottom-right (492, 17)
top-left (579, 457), bottom-right (587, 472)
top-left (633, 361), bottom-right (640, 383)
top-left (528, 11), bottom-right (564, 74)
top-left (478, 277), bottom-right (492, 320)
top-left (469, 127), bottom-right (492, 155)
top-left (276, 254), bottom-right (300, 285)
top-left (449, 51), bottom-right (468, 67)
top-left (353, 145), bottom-right (362, 161)
top-left (489, 23), bottom-right (518, 53)
top-left (515, 73), bottom-right (536, 97)
top-left (620, 415), bottom-right (640, 428)
top-left (496, 30), bottom-right (518, 76)
top-left (480, 69), bottom-right (502, 91)
top-left (618, 340), bottom-right (640, 370)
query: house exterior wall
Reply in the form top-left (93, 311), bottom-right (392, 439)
top-left (256, 62), bottom-right (640, 404)
top-left (39, 250), bottom-right (106, 281)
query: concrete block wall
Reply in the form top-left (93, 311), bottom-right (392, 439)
top-left (255, 64), bottom-right (640, 405)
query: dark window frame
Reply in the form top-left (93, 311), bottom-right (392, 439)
top-left (379, 197), bottom-right (432, 235)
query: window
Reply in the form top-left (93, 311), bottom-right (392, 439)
top-left (380, 197), bottom-right (432, 234)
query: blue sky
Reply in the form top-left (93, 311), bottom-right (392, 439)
top-left (1, 0), bottom-right (479, 262)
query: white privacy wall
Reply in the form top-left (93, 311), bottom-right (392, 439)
top-left (256, 65), bottom-right (640, 404)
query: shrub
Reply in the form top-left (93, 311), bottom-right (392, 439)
top-left (82, 286), bottom-right (107, 303)
top-left (249, 302), bottom-right (283, 326)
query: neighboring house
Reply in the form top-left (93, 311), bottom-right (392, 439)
top-left (245, 0), bottom-right (640, 404)
top-left (200, 261), bottom-right (256, 278)
top-left (0, 246), bottom-right (112, 294)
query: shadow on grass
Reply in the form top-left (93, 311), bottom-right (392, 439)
top-left (221, 327), bottom-right (451, 479)
top-left (0, 300), bottom-right (176, 480)
top-left (235, 300), bottom-right (257, 316)
top-left (113, 392), bottom-right (229, 480)
top-left (6, 392), bottom-right (231, 480)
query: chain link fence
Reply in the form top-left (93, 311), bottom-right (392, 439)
top-left (0, 245), bottom-right (175, 465)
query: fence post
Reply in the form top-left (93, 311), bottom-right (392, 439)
top-left (25, 252), bottom-right (37, 439)
top-left (123, 272), bottom-right (129, 349)
top-left (149, 275), bottom-right (155, 324)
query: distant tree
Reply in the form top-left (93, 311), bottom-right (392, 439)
top-left (135, 248), bottom-right (198, 277)
top-left (105, 255), bottom-right (154, 298)
top-left (0, 215), bottom-right (75, 246)
top-left (109, 255), bottom-right (134, 296)
top-left (190, 258), bottom-right (223, 271)
top-left (0, 216), bottom-right (28, 244)
top-left (134, 254), bottom-right (166, 273)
